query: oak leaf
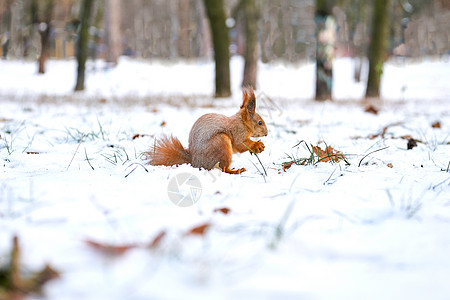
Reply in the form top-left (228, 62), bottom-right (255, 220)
top-left (282, 161), bottom-right (294, 171)
top-left (311, 144), bottom-right (344, 163)
top-left (186, 223), bottom-right (211, 236)
top-left (213, 207), bottom-right (231, 215)
top-left (431, 121), bottom-right (441, 129)
top-left (364, 104), bottom-right (379, 115)
top-left (148, 230), bottom-right (167, 249)
top-left (85, 239), bottom-right (137, 256)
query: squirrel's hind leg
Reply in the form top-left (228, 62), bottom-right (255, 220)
top-left (208, 134), bottom-right (245, 175)
top-left (223, 167), bottom-right (246, 174)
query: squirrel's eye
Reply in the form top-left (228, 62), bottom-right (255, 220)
top-left (258, 120), bottom-right (263, 125)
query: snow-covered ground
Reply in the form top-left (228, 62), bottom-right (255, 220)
top-left (1, 56), bottom-right (450, 300)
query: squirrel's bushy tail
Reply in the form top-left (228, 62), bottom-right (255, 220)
top-left (146, 135), bottom-right (191, 166)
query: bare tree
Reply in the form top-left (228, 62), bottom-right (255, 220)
top-left (104, 0), bottom-right (121, 64)
top-left (178, 0), bottom-right (190, 57)
top-left (74, 0), bottom-right (94, 91)
top-left (38, 0), bottom-right (54, 74)
top-left (315, 0), bottom-right (335, 101)
top-left (366, 0), bottom-right (390, 98)
top-left (203, 0), bottom-right (231, 98)
top-left (241, 0), bottom-right (259, 89)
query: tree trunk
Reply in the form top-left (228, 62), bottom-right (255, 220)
top-left (178, 0), bottom-right (190, 57)
top-left (104, 0), bottom-right (121, 64)
top-left (74, 0), bottom-right (94, 91)
top-left (37, 0), bottom-right (54, 74)
top-left (242, 0), bottom-right (258, 89)
top-left (315, 0), bottom-right (335, 101)
top-left (38, 24), bottom-right (50, 73)
top-left (366, 0), bottom-right (391, 98)
top-left (203, 0), bottom-right (231, 98)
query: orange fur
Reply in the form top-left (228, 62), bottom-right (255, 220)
top-left (146, 87), bottom-right (267, 174)
top-left (146, 135), bottom-right (191, 166)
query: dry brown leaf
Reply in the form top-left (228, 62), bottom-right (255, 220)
top-left (160, 121), bottom-right (166, 127)
top-left (400, 135), bottom-right (414, 140)
top-left (85, 239), bottom-right (137, 256)
top-left (1, 236), bottom-right (60, 299)
top-left (148, 230), bottom-right (166, 249)
top-left (364, 104), bottom-right (379, 115)
top-left (407, 138), bottom-right (417, 150)
top-left (282, 161), bottom-right (294, 171)
top-left (431, 121), bottom-right (441, 129)
top-left (132, 133), bottom-right (152, 140)
top-left (186, 223), bottom-right (211, 236)
top-left (311, 145), bottom-right (345, 163)
top-left (387, 163), bottom-right (393, 168)
top-left (213, 207), bottom-right (231, 215)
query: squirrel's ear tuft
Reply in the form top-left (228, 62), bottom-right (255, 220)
top-left (241, 86), bottom-right (256, 116)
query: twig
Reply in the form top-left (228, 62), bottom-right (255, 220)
top-left (358, 146), bottom-right (389, 167)
top-left (67, 134), bottom-right (85, 170)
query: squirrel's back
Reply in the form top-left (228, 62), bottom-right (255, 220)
top-left (188, 113), bottom-right (239, 170)
top-left (188, 113), bottom-right (231, 149)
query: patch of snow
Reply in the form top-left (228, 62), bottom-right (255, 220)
top-left (1, 56), bottom-right (450, 299)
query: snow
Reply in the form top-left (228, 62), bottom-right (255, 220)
top-left (1, 56), bottom-right (450, 300)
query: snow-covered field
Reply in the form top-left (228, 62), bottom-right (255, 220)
top-left (1, 56), bottom-right (450, 300)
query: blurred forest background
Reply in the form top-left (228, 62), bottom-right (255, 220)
top-left (0, 0), bottom-right (449, 97)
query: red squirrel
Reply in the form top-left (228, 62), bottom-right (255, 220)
top-left (146, 87), bottom-right (268, 174)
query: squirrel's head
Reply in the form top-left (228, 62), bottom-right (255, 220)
top-left (240, 87), bottom-right (268, 138)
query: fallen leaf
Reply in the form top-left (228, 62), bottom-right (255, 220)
top-left (311, 144), bottom-right (345, 163)
top-left (407, 138), bottom-right (418, 150)
top-left (400, 135), bottom-right (414, 140)
top-left (132, 133), bottom-right (152, 140)
top-left (282, 161), bottom-right (294, 171)
top-left (85, 239), bottom-right (137, 256)
top-left (364, 104), bottom-right (379, 115)
top-left (148, 230), bottom-right (166, 249)
top-left (387, 163), bottom-right (393, 168)
top-left (0, 236), bottom-right (59, 298)
top-left (367, 122), bottom-right (404, 139)
top-left (160, 121), bottom-right (166, 127)
top-left (213, 207), bottom-right (231, 215)
top-left (186, 223), bottom-right (211, 236)
top-left (431, 121), bottom-right (441, 129)
top-left (24, 264), bottom-right (60, 294)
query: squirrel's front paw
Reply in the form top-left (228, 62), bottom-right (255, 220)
top-left (251, 141), bottom-right (265, 154)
